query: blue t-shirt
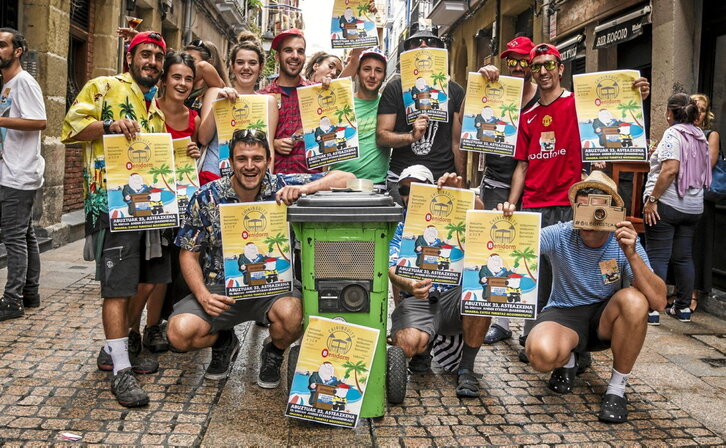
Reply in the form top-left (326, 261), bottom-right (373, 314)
top-left (540, 221), bottom-right (652, 309)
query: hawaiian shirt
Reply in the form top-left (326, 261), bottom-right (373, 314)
top-left (62, 72), bottom-right (166, 235)
top-left (258, 77), bottom-right (319, 175)
top-left (175, 172), bottom-right (324, 285)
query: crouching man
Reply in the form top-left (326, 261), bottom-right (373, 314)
top-left (168, 129), bottom-right (353, 387)
top-left (498, 171), bottom-right (665, 423)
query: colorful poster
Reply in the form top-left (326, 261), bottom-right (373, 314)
top-left (461, 210), bottom-right (541, 319)
top-left (330, 0), bottom-right (378, 49)
top-left (400, 48), bottom-right (450, 124)
top-left (219, 202), bottom-right (293, 300)
top-left (286, 316), bottom-right (379, 428)
top-left (0, 88), bottom-right (12, 159)
top-left (172, 137), bottom-right (200, 213)
top-left (103, 133), bottom-right (179, 232)
top-left (212, 95), bottom-right (269, 176)
top-left (573, 70), bottom-right (648, 162)
top-left (394, 183), bottom-right (475, 286)
top-left (460, 73), bottom-right (524, 156)
top-left (298, 77), bottom-right (359, 169)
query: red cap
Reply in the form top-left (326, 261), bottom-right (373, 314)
top-left (271, 28), bottom-right (305, 52)
top-left (500, 36), bottom-right (534, 59)
top-left (529, 43), bottom-right (561, 63)
top-left (128, 31), bottom-right (167, 54)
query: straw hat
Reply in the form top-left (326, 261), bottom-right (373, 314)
top-left (567, 170), bottom-right (624, 207)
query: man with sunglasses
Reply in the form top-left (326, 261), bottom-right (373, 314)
top-left (377, 28), bottom-right (466, 205)
top-left (168, 129), bottom-right (353, 390)
top-left (62, 31), bottom-right (168, 407)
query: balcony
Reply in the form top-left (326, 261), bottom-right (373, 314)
top-left (216, 0), bottom-right (246, 27)
top-left (428, 0), bottom-right (467, 27)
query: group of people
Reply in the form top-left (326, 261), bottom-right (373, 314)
top-left (0, 13), bottom-right (719, 428)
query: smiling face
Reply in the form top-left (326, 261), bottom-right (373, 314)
top-left (127, 43), bottom-right (165, 90)
top-left (312, 56), bottom-right (341, 82)
top-left (531, 54), bottom-right (563, 93)
top-left (276, 36), bottom-right (306, 79)
top-left (506, 54), bottom-right (531, 81)
top-left (230, 141), bottom-right (269, 193)
top-left (161, 63), bottom-right (194, 102)
top-left (357, 57), bottom-right (385, 96)
top-left (231, 48), bottom-right (261, 88)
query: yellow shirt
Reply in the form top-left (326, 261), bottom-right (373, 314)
top-left (62, 72), bottom-right (166, 233)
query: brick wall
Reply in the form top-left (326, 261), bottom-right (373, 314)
top-left (63, 145), bottom-right (84, 213)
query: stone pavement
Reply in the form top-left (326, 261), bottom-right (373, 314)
top-left (0, 240), bottom-right (725, 447)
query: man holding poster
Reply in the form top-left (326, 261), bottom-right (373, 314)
top-left (496, 171), bottom-right (665, 424)
top-left (168, 130), bottom-right (352, 388)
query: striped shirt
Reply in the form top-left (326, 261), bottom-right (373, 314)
top-left (541, 221), bottom-right (651, 310)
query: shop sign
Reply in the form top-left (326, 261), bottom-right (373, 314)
top-left (593, 15), bottom-right (646, 49)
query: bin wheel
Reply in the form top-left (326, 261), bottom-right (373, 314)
top-left (287, 344), bottom-right (300, 392)
top-left (386, 346), bottom-right (407, 404)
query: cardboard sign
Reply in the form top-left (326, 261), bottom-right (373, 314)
top-left (400, 48), bottom-right (450, 124)
top-left (572, 194), bottom-right (626, 231)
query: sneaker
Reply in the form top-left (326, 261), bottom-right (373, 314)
top-left (111, 367), bottom-right (149, 408)
top-left (408, 352), bottom-right (432, 373)
top-left (96, 347), bottom-right (159, 374)
top-left (647, 310), bottom-right (660, 326)
top-left (143, 325), bottom-right (170, 353)
top-left (128, 330), bottom-right (142, 357)
top-left (22, 294), bottom-right (40, 308)
top-left (484, 324), bottom-right (512, 344)
top-left (665, 305), bottom-right (692, 322)
top-left (0, 297), bottom-right (24, 322)
top-left (205, 330), bottom-right (240, 380)
top-left (257, 342), bottom-right (284, 389)
top-left (518, 348), bottom-right (529, 363)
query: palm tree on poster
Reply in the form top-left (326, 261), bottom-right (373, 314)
top-left (616, 100), bottom-right (644, 129)
top-left (148, 164), bottom-right (174, 192)
top-left (342, 360), bottom-right (369, 393)
top-left (445, 221), bottom-right (466, 248)
top-left (176, 163), bottom-right (198, 188)
top-left (431, 72), bottom-right (448, 91)
top-left (499, 103), bottom-right (519, 127)
top-left (510, 246), bottom-right (537, 282)
top-left (334, 104), bottom-right (356, 130)
top-left (263, 233), bottom-right (290, 261)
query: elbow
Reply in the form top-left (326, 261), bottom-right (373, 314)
top-left (37, 120), bottom-right (47, 131)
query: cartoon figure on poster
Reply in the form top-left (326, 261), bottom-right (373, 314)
top-left (461, 210), bottom-right (540, 319)
top-left (330, 0), bottom-right (378, 49)
top-left (573, 70), bottom-right (647, 161)
top-left (400, 48), bottom-right (450, 124)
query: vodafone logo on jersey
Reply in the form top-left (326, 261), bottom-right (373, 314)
top-left (529, 148), bottom-right (567, 160)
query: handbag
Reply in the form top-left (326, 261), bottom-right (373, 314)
top-left (705, 129), bottom-right (726, 201)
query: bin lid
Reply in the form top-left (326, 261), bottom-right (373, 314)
top-left (288, 190), bottom-right (404, 222)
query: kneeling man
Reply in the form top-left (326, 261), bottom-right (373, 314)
top-left (500, 171), bottom-right (665, 423)
top-left (168, 129), bottom-right (353, 387)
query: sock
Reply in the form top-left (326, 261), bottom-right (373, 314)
top-left (212, 329), bottom-right (231, 348)
top-left (494, 318), bottom-right (510, 331)
top-left (563, 352), bottom-right (576, 368)
top-left (606, 368), bottom-right (630, 398)
top-left (459, 343), bottom-right (480, 371)
top-left (105, 337), bottom-right (131, 375)
top-left (267, 341), bottom-right (285, 355)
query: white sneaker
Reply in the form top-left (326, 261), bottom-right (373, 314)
top-left (647, 310), bottom-right (660, 326)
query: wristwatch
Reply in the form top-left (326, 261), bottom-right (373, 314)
top-left (647, 195), bottom-right (659, 203)
top-left (103, 119), bottom-right (114, 134)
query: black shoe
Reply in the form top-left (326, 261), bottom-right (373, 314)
top-left (0, 297), bottom-right (24, 322)
top-left (22, 294), bottom-right (40, 308)
top-left (598, 393), bottom-right (628, 423)
top-left (455, 368), bottom-right (481, 398)
top-left (111, 367), bottom-right (149, 408)
top-left (96, 347), bottom-right (159, 374)
top-left (577, 352), bottom-right (592, 375)
top-left (143, 325), bottom-right (169, 353)
top-left (409, 352), bottom-right (432, 373)
top-left (518, 334), bottom-right (527, 347)
top-left (484, 324), bottom-right (512, 344)
top-left (205, 330), bottom-right (240, 380)
top-left (548, 355), bottom-right (578, 394)
top-left (257, 342), bottom-right (284, 389)
top-left (128, 330), bottom-right (142, 357)
top-left (518, 348), bottom-right (529, 363)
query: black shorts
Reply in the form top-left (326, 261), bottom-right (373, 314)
top-left (390, 287), bottom-right (463, 339)
top-left (534, 301), bottom-right (611, 353)
top-left (97, 230), bottom-right (172, 298)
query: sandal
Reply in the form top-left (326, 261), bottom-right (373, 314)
top-left (456, 368), bottom-right (481, 397)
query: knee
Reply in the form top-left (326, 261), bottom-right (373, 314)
top-left (167, 315), bottom-right (203, 351)
top-left (526, 338), bottom-right (564, 372)
top-left (615, 288), bottom-right (649, 319)
top-left (269, 297), bottom-right (303, 328)
top-left (393, 329), bottom-right (428, 358)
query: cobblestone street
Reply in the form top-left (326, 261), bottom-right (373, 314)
top-left (1, 240), bottom-right (725, 447)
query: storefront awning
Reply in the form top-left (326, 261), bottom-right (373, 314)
top-left (593, 5), bottom-right (651, 50)
top-left (556, 34), bottom-right (584, 62)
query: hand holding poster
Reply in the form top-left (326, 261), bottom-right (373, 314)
top-left (103, 133), bottom-right (179, 232)
top-left (172, 137), bottom-right (200, 213)
top-left (573, 70), bottom-right (647, 162)
top-left (330, 0), bottom-right (378, 49)
top-left (219, 202), bottom-right (293, 300)
top-left (212, 95), bottom-right (269, 176)
top-left (400, 48), bottom-right (450, 124)
top-left (394, 183), bottom-right (475, 286)
top-left (461, 73), bottom-right (524, 156)
top-left (297, 77), bottom-right (359, 169)
top-left (286, 316), bottom-right (379, 428)
top-left (461, 210), bottom-right (541, 319)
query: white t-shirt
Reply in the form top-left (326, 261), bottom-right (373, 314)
top-left (0, 70), bottom-right (46, 190)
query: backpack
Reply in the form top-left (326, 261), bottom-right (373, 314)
top-left (705, 129), bottom-right (726, 201)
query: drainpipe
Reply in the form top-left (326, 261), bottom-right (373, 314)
top-left (183, 0), bottom-right (193, 44)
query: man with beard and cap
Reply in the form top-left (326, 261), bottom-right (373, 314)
top-left (62, 31), bottom-right (168, 408)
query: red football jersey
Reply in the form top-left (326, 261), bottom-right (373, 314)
top-left (515, 91), bottom-right (583, 208)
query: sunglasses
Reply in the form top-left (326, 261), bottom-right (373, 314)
top-left (188, 39), bottom-right (207, 50)
top-left (407, 37), bottom-right (444, 49)
top-left (531, 60), bottom-right (559, 72)
top-left (233, 128), bottom-right (267, 141)
top-left (506, 58), bottom-right (529, 68)
top-left (148, 32), bottom-right (163, 41)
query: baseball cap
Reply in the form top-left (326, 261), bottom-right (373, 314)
top-left (529, 43), bottom-right (562, 63)
top-left (271, 28), bottom-right (305, 52)
top-left (399, 165), bottom-right (435, 184)
top-left (500, 36), bottom-right (534, 59)
top-left (128, 31), bottom-right (167, 54)
top-left (359, 47), bottom-right (387, 66)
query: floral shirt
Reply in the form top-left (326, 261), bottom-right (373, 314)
top-left (62, 72), bottom-right (166, 235)
top-left (175, 172), bottom-right (324, 285)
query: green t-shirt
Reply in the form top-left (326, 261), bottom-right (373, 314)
top-left (332, 95), bottom-right (390, 183)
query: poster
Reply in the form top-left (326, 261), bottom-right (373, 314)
top-left (400, 48), bottom-right (450, 124)
top-left (219, 202), bottom-right (293, 300)
top-left (172, 137), bottom-right (200, 213)
top-left (286, 316), bottom-right (379, 428)
top-left (573, 70), bottom-right (648, 162)
top-left (394, 183), bottom-right (475, 286)
top-left (103, 133), bottom-right (179, 232)
top-left (298, 77), bottom-right (359, 169)
top-left (0, 88), bottom-right (12, 159)
top-left (330, 0), bottom-right (378, 49)
top-left (461, 210), bottom-right (541, 319)
top-left (460, 73), bottom-right (524, 156)
top-left (212, 95), bottom-right (269, 176)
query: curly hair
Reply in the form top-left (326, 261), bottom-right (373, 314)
top-left (690, 93), bottom-right (715, 130)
